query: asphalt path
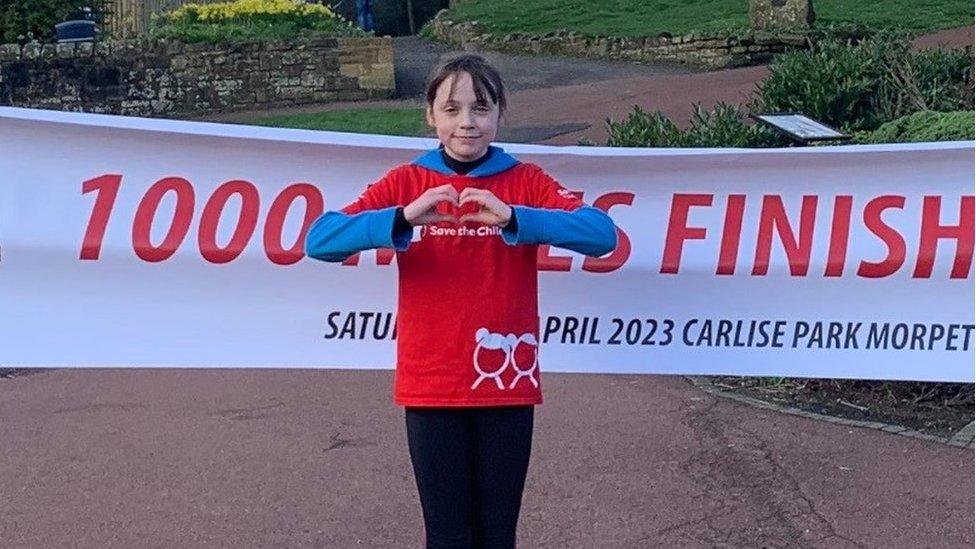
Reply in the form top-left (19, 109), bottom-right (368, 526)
top-left (1, 368), bottom-right (972, 547)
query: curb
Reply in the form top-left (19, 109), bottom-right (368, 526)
top-left (948, 420), bottom-right (975, 447)
top-left (686, 376), bottom-right (974, 450)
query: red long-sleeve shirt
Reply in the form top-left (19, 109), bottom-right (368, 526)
top-left (305, 146), bottom-right (617, 407)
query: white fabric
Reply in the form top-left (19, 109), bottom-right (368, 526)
top-left (1, 107), bottom-right (972, 381)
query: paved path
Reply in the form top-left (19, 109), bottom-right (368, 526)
top-left (5, 26), bottom-right (974, 549)
top-left (391, 35), bottom-right (698, 99)
top-left (1, 369), bottom-right (972, 548)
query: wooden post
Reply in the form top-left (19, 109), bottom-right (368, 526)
top-left (406, 0), bottom-right (416, 35)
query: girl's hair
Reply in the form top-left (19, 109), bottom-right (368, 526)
top-left (425, 54), bottom-right (507, 113)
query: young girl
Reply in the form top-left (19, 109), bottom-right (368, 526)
top-left (304, 54), bottom-right (617, 549)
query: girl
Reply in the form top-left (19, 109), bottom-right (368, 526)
top-left (304, 54), bottom-right (617, 549)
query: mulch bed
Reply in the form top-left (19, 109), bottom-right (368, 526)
top-left (709, 377), bottom-right (974, 438)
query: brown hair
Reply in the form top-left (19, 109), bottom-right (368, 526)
top-left (425, 54), bottom-right (507, 113)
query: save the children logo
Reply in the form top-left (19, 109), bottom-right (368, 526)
top-left (424, 225), bottom-right (505, 238)
top-left (556, 187), bottom-right (577, 200)
top-left (411, 225), bottom-right (505, 243)
top-left (471, 328), bottom-right (540, 390)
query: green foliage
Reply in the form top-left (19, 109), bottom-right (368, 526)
top-left (754, 34), bottom-right (974, 132)
top-left (150, 20), bottom-right (363, 42)
top-left (683, 103), bottom-right (773, 147)
top-left (606, 107), bottom-right (683, 147)
top-left (246, 107), bottom-right (430, 136)
top-left (0, 0), bottom-right (107, 43)
top-left (885, 47), bottom-right (976, 115)
top-left (150, 0), bottom-right (367, 43)
top-left (752, 38), bottom-right (887, 131)
top-left (813, 0), bottom-right (974, 33)
top-left (606, 103), bottom-right (789, 148)
top-left (856, 110), bottom-right (975, 143)
top-left (447, 0), bottom-right (750, 38)
top-left (442, 0), bottom-right (973, 39)
top-left (418, 21), bottom-right (436, 40)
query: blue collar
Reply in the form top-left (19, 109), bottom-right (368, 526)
top-left (412, 145), bottom-right (519, 177)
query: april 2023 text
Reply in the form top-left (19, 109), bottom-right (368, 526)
top-left (323, 311), bottom-right (973, 352)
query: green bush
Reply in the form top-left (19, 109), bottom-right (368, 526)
top-left (0, 0), bottom-right (107, 43)
top-left (753, 38), bottom-right (883, 131)
top-left (755, 34), bottom-right (974, 132)
top-left (856, 110), bottom-right (975, 143)
top-left (606, 106), bottom-right (683, 147)
top-left (151, 0), bottom-right (367, 43)
top-left (682, 103), bottom-right (778, 147)
top-left (889, 47), bottom-right (975, 115)
top-left (606, 103), bottom-right (789, 148)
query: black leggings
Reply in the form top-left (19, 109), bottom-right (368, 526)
top-left (405, 406), bottom-right (534, 549)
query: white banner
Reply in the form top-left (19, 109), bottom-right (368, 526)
top-left (1, 107), bottom-right (973, 381)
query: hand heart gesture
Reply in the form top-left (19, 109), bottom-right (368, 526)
top-left (402, 184), bottom-right (461, 226)
top-left (458, 188), bottom-right (513, 227)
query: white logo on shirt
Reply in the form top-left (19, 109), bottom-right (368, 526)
top-left (471, 328), bottom-right (539, 390)
top-left (410, 225), bottom-right (501, 244)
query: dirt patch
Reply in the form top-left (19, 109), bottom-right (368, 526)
top-left (709, 377), bottom-right (974, 438)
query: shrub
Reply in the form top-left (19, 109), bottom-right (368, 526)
top-left (0, 0), bottom-right (107, 43)
top-left (151, 0), bottom-right (367, 42)
top-left (754, 38), bottom-right (887, 132)
top-left (605, 103), bottom-right (789, 148)
top-left (682, 103), bottom-right (781, 147)
top-left (880, 46), bottom-right (975, 117)
top-left (606, 106), bottom-right (684, 147)
top-left (755, 33), bottom-right (974, 132)
top-left (856, 110), bottom-right (975, 143)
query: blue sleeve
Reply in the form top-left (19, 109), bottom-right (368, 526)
top-left (304, 206), bottom-right (413, 263)
top-left (501, 205), bottom-right (617, 257)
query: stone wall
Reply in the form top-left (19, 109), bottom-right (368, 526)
top-left (426, 11), bottom-right (809, 69)
top-left (750, 0), bottom-right (816, 31)
top-left (0, 35), bottom-right (394, 117)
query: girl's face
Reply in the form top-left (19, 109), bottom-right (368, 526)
top-left (426, 71), bottom-right (501, 162)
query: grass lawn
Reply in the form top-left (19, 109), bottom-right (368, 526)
top-left (446, 0), bottom-right (974, 37)
top-left (245, 107), bottom-right (429, 136)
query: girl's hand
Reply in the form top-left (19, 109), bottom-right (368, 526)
top-left (458, 188), bottom-right (513, 227)
top-left (403, 184), bottom-right (460, 226)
